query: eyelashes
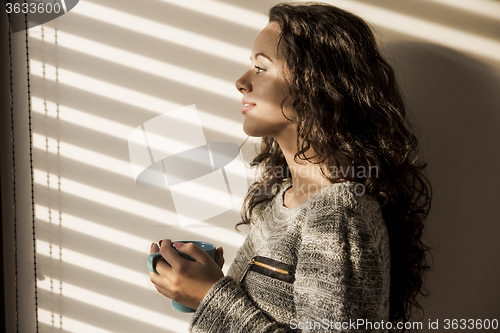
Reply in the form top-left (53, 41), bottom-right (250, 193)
top-left (254, 65), bottom-right (266, 74)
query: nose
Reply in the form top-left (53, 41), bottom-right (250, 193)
top-left (235, 70), bottom-right (251, 93)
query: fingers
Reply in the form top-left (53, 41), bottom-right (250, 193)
top-left (154, 240), bottom-right (175, 276)
top-left (171, 241), bottom-right (209, 264)
top-left (215, 247), bottom-right (224, 269)
top-left (159, 239), bottom-right (184, 268)
top-left (149, 240), bottom-right (225, 308)
top-left (149, 243), bottom-right (163, 274)
top-left (149, 270), bottom-right (173, 299)
top-left (150, 242), bottom-right (159, 254)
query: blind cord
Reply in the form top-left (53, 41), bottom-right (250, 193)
top-left (24, 3), bottom-right (40, 332)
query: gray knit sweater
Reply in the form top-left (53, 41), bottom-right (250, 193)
top-left (189, 180), bottom-right (390, 332)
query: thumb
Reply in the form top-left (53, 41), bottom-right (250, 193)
top-left (215, 247), bottom-right (224, 269)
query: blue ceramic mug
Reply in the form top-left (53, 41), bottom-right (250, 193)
top-left (147, 241), bottom-right (216, 312)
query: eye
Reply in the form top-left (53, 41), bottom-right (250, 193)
top-left (254, 65), bottom-right (266, 74)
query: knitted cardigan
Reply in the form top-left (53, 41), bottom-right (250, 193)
top-left (189, 180), bottom-right (391, 332)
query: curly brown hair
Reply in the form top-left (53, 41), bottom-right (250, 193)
top-left (237, 2), bottom-right (432, 330)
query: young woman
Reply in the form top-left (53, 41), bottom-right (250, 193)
top-left (149, 3), bottom-right (432, 332)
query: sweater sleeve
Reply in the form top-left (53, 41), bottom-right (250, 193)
top-left (293, 198), bottom-right (390, 331)
top-left (189, 198), bottom-right (389, 333)
top-left (226, 233), bottom-right (254, 282)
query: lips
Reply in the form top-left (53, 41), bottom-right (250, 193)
top-left (241, 99), bottom-right (256, 114)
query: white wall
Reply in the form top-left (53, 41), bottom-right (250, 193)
top-left (2, 0), bottom-right (499, 332)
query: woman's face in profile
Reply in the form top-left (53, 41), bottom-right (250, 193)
top-left (235, 22), bottom-right (295, 138)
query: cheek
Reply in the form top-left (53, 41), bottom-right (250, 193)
top-left (255, 77), bottom-right (288, 105)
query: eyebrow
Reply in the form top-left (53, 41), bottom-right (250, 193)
top-left (250, 52), bottom-right (273, 62)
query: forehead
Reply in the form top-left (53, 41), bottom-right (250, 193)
top-left (251, 22), bottom-right (280, 59)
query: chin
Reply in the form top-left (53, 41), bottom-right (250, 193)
top-left (242, 125), bottom-right (263, 137)
top-left (245, 121), bottom-right (288, 139)
top-left (242, 120), bottom-right (268, 137)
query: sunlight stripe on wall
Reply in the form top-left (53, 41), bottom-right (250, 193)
top-left (35, 204), bottom-right (243, 267)
top-left (33, 133), bottom-right (133, 178)
top-left (36, 205), bottom-right (152, 253)
top-left (31, 97), bottom-right (218, 159)
top-left (38, 278), bottom-right (189, 331)
top-left (30, 60), bottom-right (180, 114)
top-left (30, 27), bottom-right (239, 101)
top-left (31, 97), bottom-right (134, 141)
top-left (39, 308), bottom-right (116, 333)
top-left (159, 0), bottom-right (268, 30)
top-left (73, 1), bottom-right (251, 66)
top-left (34, 169), bottom-right (176, 225)
top-left (319, 0), bottom-right (500, 62)
top-left (428, 0), bottom-right (500, 21)
top-left (29, 67), bottom-right (243, 135)
top-left (33, 170), bottom-right (245, 246)
top-left (37, 240), bottom-right (150, 289)
top-left (32, 134), bottom-right (246, 207)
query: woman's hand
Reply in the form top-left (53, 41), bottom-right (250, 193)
top-left (149, 240), bottom-right (225, 309)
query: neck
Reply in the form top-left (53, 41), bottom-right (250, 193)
top-left (274, 129), bottom-right (332, 198)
